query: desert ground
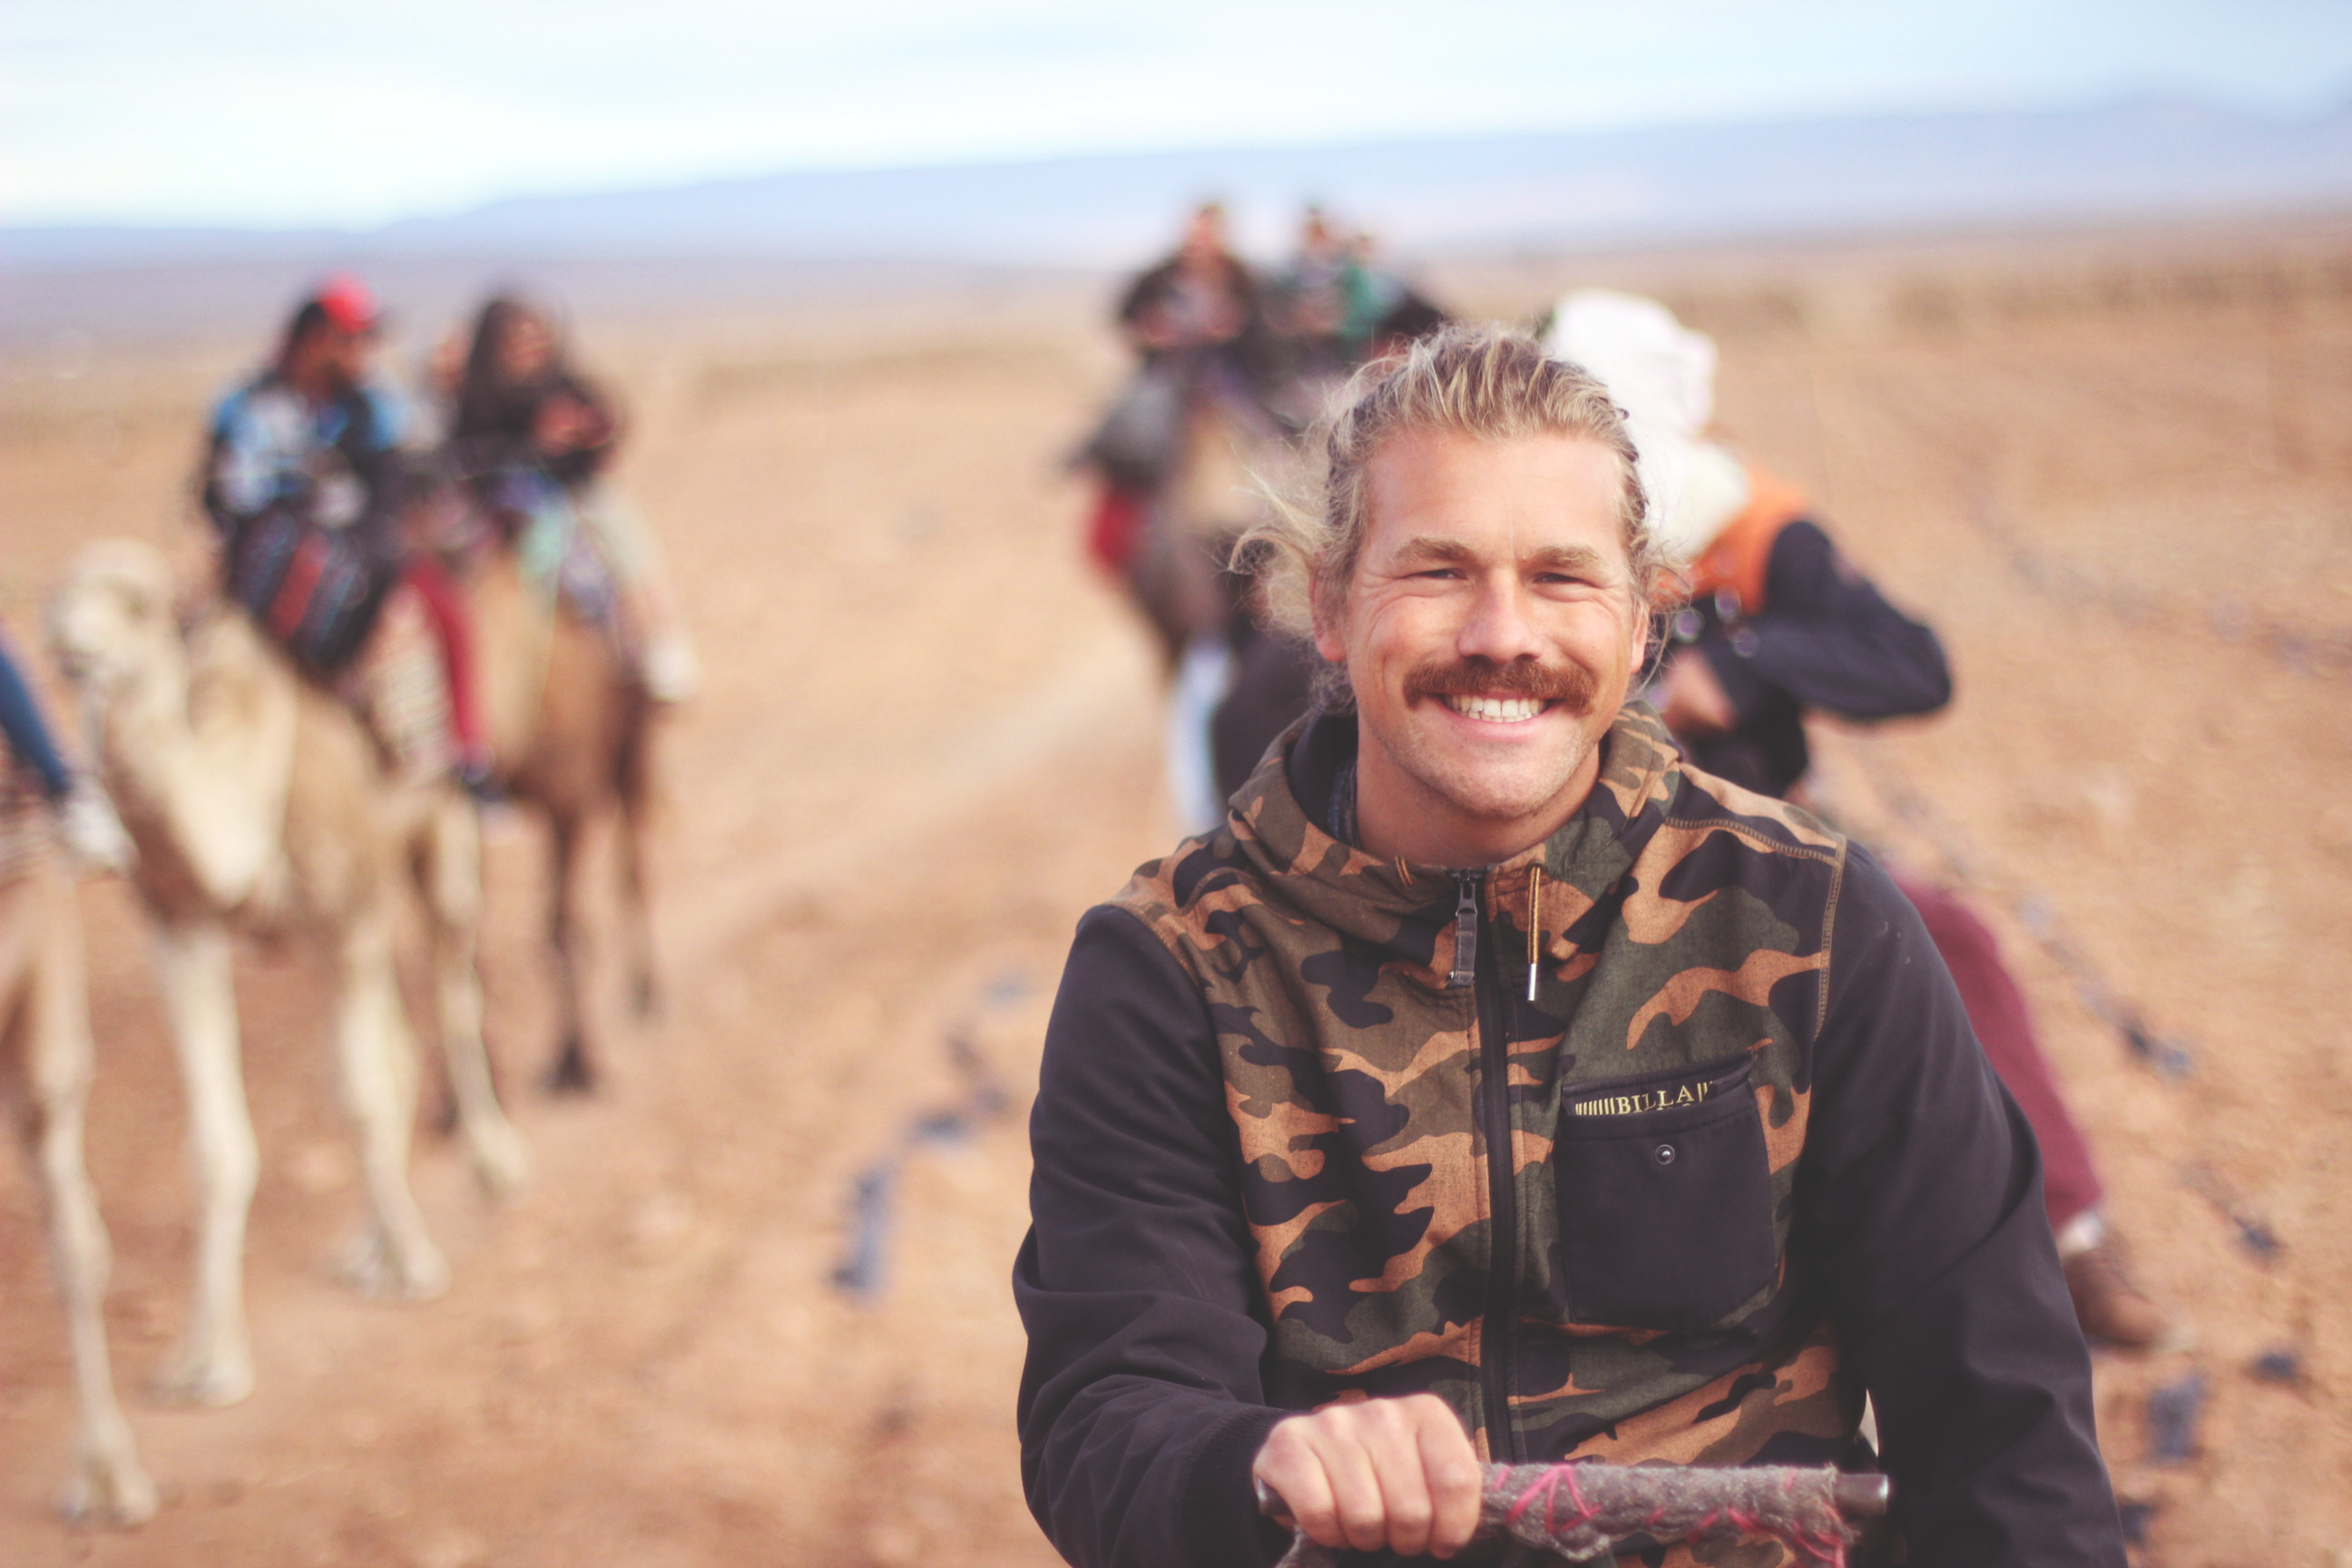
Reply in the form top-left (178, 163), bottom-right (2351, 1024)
top-left (3, 217), bottom-right (2349, 1566)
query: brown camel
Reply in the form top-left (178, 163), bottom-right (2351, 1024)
top-left (47, 540), bottom-right (528, 1408)
top-left (464, 539), bottom-right (658, 1093)
top-left (0, 807), bottom-right (157, 1525)
top-left (1122, 380), bottom-right (1281, 667)
top-left (1118, 380), bottom-right (1304, 831)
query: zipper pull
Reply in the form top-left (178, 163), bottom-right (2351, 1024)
top-left (1449, 871), bottom-right (1479, 989)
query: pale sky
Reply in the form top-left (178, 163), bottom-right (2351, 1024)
top-left (7, 0), bottom-right (2351, 230)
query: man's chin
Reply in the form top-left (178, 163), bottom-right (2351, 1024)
top-left (1399, 750), bottom-right (1595, 827)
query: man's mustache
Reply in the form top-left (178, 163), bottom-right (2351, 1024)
top-left (1404, 657), bottom-right (1600, 710)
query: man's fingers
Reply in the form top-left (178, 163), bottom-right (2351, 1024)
top-left (1412, 1405), bottom-right (1486, 1559)
top-left (1254, 1410), bottom-right (1396, 1553)
top-left (1255, 1417), bottom-right (1373, 1551)
top-left (1362, 1404), bottom-right (1439, 1557)
top-left (1316, 1423), bottom-right (1392, 1553)
top-left (1253, 1423), bottom-right (1334, 1544)
top-left (1254, 1397), bottom-right (1485, 1557)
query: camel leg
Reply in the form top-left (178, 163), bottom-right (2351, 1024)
top-left (330, 908), bottom-right (449, 1299)
top-left (417, 793), bottom-right (528, 1196)
top-left (5, 870), bottom-right (157, 1526)
top-left (147, 920), bottom-right (257, 1406)
top-left (615, 741), bottom-right (661, 1024)
top-left (544, 811), bottom-right (595, 1094)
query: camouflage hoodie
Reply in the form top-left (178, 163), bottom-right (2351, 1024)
top-left (1118, 702), bottom-right (1855, 1474)
top-left (1018, 704), bottom-right (2118, 1568)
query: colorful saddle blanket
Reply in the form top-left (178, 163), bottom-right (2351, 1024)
top-left (225, 509), bottom-right (393, 675)
top-left (504, 471), bottom-right (619, 628)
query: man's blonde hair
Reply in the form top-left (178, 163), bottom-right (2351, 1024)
top-left (1237, 323), bottom-right (1661, 642)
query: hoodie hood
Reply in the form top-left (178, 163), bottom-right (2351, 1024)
top-left (1210, 701), bottom-right (1687, 988)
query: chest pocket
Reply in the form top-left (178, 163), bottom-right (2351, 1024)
top-left (1553, 1054), bottom-right (1777, 1330)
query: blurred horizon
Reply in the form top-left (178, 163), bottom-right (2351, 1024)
top-left (10, 0), bottom-right (2352, 232)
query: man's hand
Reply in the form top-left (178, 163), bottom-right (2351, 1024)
top-left (532, 393), bottom-right (599, 456)
top-left (1251, 1395), bottom-right (1483, 1560)
top-left (1656, 649), bottom-right (1736, 739)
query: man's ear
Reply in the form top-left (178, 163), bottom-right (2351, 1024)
top-left (1309, 576), bottom-right (1348, 666)
top-left (1629, 575), bottom-right (1662, 671)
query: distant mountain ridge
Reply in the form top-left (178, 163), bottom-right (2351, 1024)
top-left (8, 96), bottom-right (2350, 276)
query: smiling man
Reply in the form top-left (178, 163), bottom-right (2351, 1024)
top-left (1016, 327), bottom-right (2122, 1568)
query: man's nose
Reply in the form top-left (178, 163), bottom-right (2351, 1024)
top-left (1456, 573), bottom-right (1545, 664)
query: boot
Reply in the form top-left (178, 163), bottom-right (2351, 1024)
top-left (640, 630), bottom-right (699, 704)
top-left (2063, 1242), bottom-right (2171, 1350)
top-left (55, 779), bottom-right (134, 873)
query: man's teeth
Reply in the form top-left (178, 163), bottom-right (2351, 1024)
top-left (1444, 693), bottom-right (1544, 722)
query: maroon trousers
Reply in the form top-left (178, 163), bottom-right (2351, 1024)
top-left (1893, 875), bottom-right (2104, 1231)
top-left (400, 558), bottom-right (482, 760)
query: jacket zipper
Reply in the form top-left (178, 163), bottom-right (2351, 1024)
top-left (1448, 872), bottom-right (1479, 988)
top-left (1455, 869), bottom-right (1523, 1462)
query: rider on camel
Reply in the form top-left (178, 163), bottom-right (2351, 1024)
top-left (1117, 201), bottom-right (1267, 377)
top-left (1083, 203), bottom-right (1276, 579)
top-left (446, 295), bottom-right (698, 705)
top-left (1268, 205), bottom-right (1350, 377)
top-left (1544, 289), bottom-right (2171, 1351)
top-left (199, 276), bottom-right (490, 786)
top-left (1021, 325), bottom-right (2122, 1568)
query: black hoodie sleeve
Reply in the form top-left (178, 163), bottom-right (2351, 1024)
top-left (1700, 520), bottom-right (1954, 724)
top-left (1015, 906), bottom-right (1289, 1568)
top-left (1801, 848), bottom-right (2124, 1568)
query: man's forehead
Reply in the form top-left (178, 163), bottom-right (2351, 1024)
top-left (1358, 430), bottom-right (1627, 561)
top-left (1366, 426), bottom-right (1617, 498)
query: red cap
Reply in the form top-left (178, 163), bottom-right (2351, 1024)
top-left (314, 273), bottom-right (379, 335)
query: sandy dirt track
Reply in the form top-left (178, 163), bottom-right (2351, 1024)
top-left (3, 224), bottom-right (2350, 1566)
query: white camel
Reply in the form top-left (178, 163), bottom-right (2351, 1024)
top-left (0, 811), bottom-right (157, 1524)
top-left (47, 539), bottom-right (527, 1407)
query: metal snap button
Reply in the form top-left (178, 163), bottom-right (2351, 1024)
top-left (1653, 1142), bottom-right (1678, 1166)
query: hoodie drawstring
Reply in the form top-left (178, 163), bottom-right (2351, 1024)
top-left (1526, 865), bottom-right (1544, 1002)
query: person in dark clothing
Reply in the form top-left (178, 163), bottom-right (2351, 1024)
top-left (1266, 205), bottom-right (1350, 375)
top-left (1640, 486), bottom-right (2164, 1347)
top-left (1550, 289), bottom-right (2170, 1352)
top-left (0, 626), bottom-right (131, 870)
top-left (452, 296), bottom-right (621, 485)
top-left (0, 632), bottom-right (74, 805)
top-left (201, 275), bottom-right (490, 779)
top-left (448, 294), bottom-right (697, 703)
top-left (1207, 621), bottom-right (1320, 804)
top-left (1018, 326), bottom-right (2124, 1568)
top-left (1652, 514), bottom-right (1948, 795)
top-left (1116, 201), bottom-right (1265, 371)
top-left (1081, 203), bottom-right (1278, 582)
top-left (202, 276), bottom-right (409, 575)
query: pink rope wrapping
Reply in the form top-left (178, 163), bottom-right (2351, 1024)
top-left (1272, 1460), bottom-right (1865, 1568)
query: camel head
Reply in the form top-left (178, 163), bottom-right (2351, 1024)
top-left (48, 539), bottom-right (187, 703)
